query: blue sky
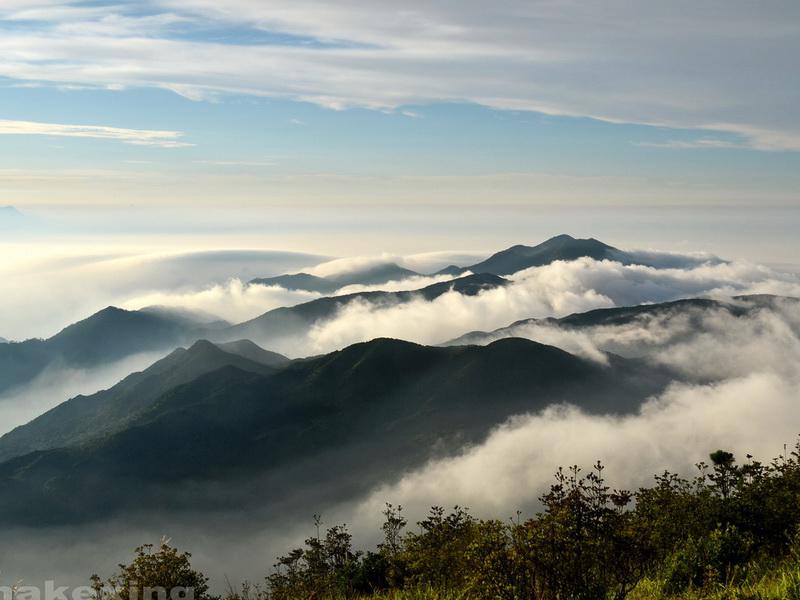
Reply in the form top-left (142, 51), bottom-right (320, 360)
top-left (0, 0), bottom-right (798, 208)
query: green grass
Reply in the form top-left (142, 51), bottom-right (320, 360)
top-left (303, 563), bottom-right (800, 600)
top-left (628, 561), bottom-right (800, 600)
top-left (366, 590), bottom-right (472, 600)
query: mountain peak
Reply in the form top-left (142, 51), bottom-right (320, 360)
top-left (95, 305), bottom-right (129, 316)
top-left (0, 206), bottom-right (32, 230)
top-left (465, 235), bottom-right (622, 276)
top-left (186, 339), bottom-right (221, 354)
top-left (216, 339), bottom-right (290, 367)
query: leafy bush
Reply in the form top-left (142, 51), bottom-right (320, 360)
top-left (95, 440), bottom-right (800, 600)
top-left (93, 539), bottom-right (209, 600)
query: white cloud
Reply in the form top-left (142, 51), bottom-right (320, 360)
top-left (122, 278), bottom-right (320, 324)
top-left (633, 139), bottom-right (741, 150)
top-left (0, 350), bottom-right (164, 436)
top-left (333, 273), bottom-right (464, 295)
top-left (304, 254), bottom-right (402, 278)
top-left (304, 251), bottom-right (487, 280)
top-left (452, 298), bottom-right (800, 382)
top-left (0, 247), bottom-right (324, 340)
top-left (352, 372), bottom-right (800, 520)
top-left (192, 159), bottom-right (277, 167)
top-left (399, 250), bottom-right (487, 273)
top-left (282, 257), bottom-right (800, 357)
top-left (1, 237), bottom-right (800, 587)
top-left (0, 1), bottom-right (796, 149)
top-left (0, 119), bottom-right (191, 148)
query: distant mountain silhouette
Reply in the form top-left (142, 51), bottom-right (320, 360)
top-left (0, 307), bottom-right (219, 395)
top-left (444, 294), bottom-right (799, 347)
top-left (0, 273), bottom-right (506, 394)
top-left (250, 237), bottom-right (642, 293)
top-left (436, 264), bottom-right (467, 277)
top-left (0, 339), bottom-right (286, 463)
top-left (250, 272), bottom-right (340, 294)
top-left (0, 206), bottom-right (23, 220)
top-left (0, 205), bottom-right (32, 230)
top-left (0, 337), bottom-right (667, 525)
top-left (250, 262), bottom-right (419, 293)
top-left (0, 236), bottom-right (721, 397)
top-left (441, 234), bottom-right (640, 277)
top-left (222, 273), bottom-right (508, 344)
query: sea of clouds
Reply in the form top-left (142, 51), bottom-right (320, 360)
top-left (253, 255), bottom-right (800, 357)
top-left (1, 244), bottom-right (800, 589)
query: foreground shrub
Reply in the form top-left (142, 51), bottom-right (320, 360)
top-left (92, 440), bottom-right (800, 600)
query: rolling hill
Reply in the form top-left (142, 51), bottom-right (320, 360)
top-left (0, 339), bottom-right (288, 463)
top-left (443, 294), bottom-right (800, 354)
top-left (0, 273), bottom-right (508, 396)
top-left (0, 336), bottom-right (667, 525)
top-left (0, 307), bottom-right (224, 395)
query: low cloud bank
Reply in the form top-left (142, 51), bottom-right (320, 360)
top-left (303, 251), bottom-right (485, 280)
top-left (0, 351), bottom-right (164, 437)
top-left (623, 249), bottom-right (724, 269)
top-left (454, 298), bottom-right (800, 382)
top-left (122, 279), bottom-right (321, 325)
top-left (286, 257), bottom-right (800, 357)
top-left (333, 273), bottom-right (465, 296)
top-left (1, 255), bottom-right (799, 589)
top-left (0, 248), bottom-right (324, 341)
top-left (349, 371), bottom-right (800, 526)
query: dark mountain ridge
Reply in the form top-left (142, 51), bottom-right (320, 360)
top-left (0, 336), bottom-right (668, 525)
top-left (0, 235), bottom-right (669, 394)
top-left (249, 235), bottom-right (648, 293)
top-left (0, 339), bottom-right (287, 463)
top-left (444, 294), bottom-right (799, 347)
top-left (0, 307), bottom-right (213, 395)
top-left (442, 234), bottom-right (640, 277)
top-left (0, 274), bottom-right (508, 394)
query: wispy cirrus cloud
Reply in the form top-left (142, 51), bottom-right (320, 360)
top-left (632, 138), bottom-right (741, 150)
top-left (0, 1), bottom-right (797, 150)
top-left (0, 119), bottom-right (192, 148)
top-left (192, 159), bottom-right (277, 167)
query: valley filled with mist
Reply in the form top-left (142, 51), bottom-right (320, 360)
top-left (1, 233), bottom-right (799, 592)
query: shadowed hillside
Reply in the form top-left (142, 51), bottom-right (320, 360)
top-left (0, 336), bottom-right (667, 525)
top-left (0, 307), bottom-right (220, 395)
top-left (0, 339), bottom-right (287, 463)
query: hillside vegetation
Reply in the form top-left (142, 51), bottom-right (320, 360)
top-left (91, 442), bottom-right (800, 600)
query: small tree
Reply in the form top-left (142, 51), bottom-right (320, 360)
top-left (378, 503), bottom-right (407, 587)
top-left (403, 506), bottom-right (476, 592)
top-left (101, 539), bottom-right (209, 600)
top-left (266, 519), bottom-right (363, 599)
top-left (709, 450), bottom-right (739, 499)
